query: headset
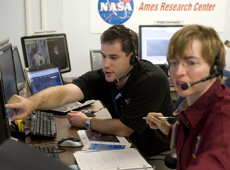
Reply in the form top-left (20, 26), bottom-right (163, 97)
top-left (209, 50), bottom-right (224, 77)
top-left (113, 26), bottom-right (139, 84)
top-left (128, 30), bottom-right (139, 65)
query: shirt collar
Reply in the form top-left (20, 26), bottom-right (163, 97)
top-left (178, 80), bottom-right (221, 128)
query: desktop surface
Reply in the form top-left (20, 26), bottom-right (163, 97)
top-left (18, 78), bottom-right (152, 165)
top-left (25, 100), bottom-right (112, 165)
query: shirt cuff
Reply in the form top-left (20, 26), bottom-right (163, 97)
top-left (166, 124), bottom-right (174, 139)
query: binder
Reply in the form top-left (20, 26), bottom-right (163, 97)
top-left (77, 130), bottom-right (131, 151)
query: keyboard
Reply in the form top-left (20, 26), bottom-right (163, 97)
top-left (29, 111), bottom-right (57, 138)
top-left (28, 144), bottom-right (60, 161)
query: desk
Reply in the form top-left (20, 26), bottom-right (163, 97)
top-left (20, 78), bottom-right (152, 166)
top-left (25, 100), bottom-right (113, 165)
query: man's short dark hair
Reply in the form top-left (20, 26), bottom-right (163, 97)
top-left (100, 25), bottom-right (138, 56)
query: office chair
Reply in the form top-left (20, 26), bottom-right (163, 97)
top-left (165, 69), bottom-right (230, 169)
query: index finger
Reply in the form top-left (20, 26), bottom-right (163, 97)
top-left (5, 103), bottom-right (24, 110)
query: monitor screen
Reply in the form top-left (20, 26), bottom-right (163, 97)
top-left (12, 46), bottom-right (26, 91)
top-left (0, 44), bottom-right (18, 104)
top-left (90, 50), bottom-right (102, 70)
top-left (21, 33), bottom-right (71, 74)
top-left (0, 60), bottom-right (11, 145)
top-left (25, 64), bottom-right (63, 94)
top-left (139, 25), bottom-right (183, 65)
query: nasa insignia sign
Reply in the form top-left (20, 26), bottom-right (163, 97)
top-left (98, 0), bottom-right (134, 25)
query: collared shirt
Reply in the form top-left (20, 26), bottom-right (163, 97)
top-left (169, 80), bottom-right (230, 170)
top-left (73, 60), bottom-right (174, 157)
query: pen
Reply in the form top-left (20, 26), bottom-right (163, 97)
top-left (142, 116), bottom-right (174, 120)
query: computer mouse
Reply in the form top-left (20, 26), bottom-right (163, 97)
top-left (58, 137), bottom-right (83, 147)
top-left (81, 109), bottom-right (96, 117)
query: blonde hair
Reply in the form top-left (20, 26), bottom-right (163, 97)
top-left (167, 24), bottom-right (226, 83)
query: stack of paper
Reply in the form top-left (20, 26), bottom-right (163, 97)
top-left (77, 130), bottom-right (131, 151)
top-left (73, 148), bottom-right (154, 170)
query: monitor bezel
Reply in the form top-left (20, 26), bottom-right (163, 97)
top-left (21, 33), bottom-right (71, 74)
top-left (12, 46), bottom-right (26, 91)
top-left (139, 25), bottom-right (184, 64)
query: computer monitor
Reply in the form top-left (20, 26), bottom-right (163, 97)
top-left (12, 46), bottom-right (26, 91)
top-left (21, 33), bottom-right (71, 74)
top-left (0, 44), bottom-right (18, 103)
top-left (90, 50), bottom-right (102, 70)
top-left (139, 25), bottom-right (183, 76)
top-left (0, 67), bottom-right (11, 145)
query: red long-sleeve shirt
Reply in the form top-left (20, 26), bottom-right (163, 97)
top-left (169, 80), bottom-right (230, 170)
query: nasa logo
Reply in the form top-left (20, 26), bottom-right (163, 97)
top-left (98, 0), bottom-right (134, 25)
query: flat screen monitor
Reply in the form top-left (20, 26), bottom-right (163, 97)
top-left (21, 33), bottom-right (71, 74)
top-left (0, 44), bottom-right (18, 104)
top-left (90, 50), bottom-right (102, 70)
top-left (12, 46), bottom-right (26, 91)
top-left (139, 25), bottom-right (183, 65)
top-left (0, 58), bottom-right (11, 145)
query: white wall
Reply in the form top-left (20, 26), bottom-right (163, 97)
top-left (0, 0), bottom-right (229, 79)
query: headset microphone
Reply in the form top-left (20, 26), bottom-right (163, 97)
top-left (181, 73), bottom-right (219, 90)
top-left (113, 68), bottom-right (134, 84)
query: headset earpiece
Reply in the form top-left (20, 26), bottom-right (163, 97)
top-left (130, 42), bottom-right (138, 65)
top-left (210, 50), bottom-right (224, 77)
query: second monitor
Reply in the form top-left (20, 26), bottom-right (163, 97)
top-left (21, 33), bottom-right (71, 74)
top-left (139, 25), bottom-right (183, 77)
top-left (90, 50), bottom-right (102, 70)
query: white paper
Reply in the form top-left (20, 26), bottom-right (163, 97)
top-left (73, 148), bottom-right (154, 170)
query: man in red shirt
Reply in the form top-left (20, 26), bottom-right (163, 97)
top-left (146, 24), bottom-right (230, 170)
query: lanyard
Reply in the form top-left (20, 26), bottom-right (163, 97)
top-left (111, 88), bottom-right (125, 118)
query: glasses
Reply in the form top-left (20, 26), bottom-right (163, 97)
top-left (168, 58), bottom-right (204, 71)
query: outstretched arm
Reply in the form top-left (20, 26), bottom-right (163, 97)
top-left (5, 84), bottom-right (84, 120)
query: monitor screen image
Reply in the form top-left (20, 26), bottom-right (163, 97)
top-left (90, 50), bottom-right (102, 70)
top-left (26, 65), bottom-right (63, 94)
top-left (0, 44), bottom-right (18, 104)
top-left (12, 46), bottom-right (26, 91)
top-left (21, 33), bottom-right (71, 74)
top-left (139, 25), bottom-right (183, 65)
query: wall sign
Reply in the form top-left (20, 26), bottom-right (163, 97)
top-left (90, 0), bottom-right (226, 33)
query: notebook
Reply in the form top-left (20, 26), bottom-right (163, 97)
top-left (24, 63), bottom-right (94, 115)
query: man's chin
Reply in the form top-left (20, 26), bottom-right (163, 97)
top-left (105, 77), bottom-right (114, 83)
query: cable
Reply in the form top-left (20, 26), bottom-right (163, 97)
top-left (95, 107), bottom-right (105, 113)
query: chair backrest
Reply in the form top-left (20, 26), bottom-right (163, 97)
top-left (174, 69), bottom-right (230, 110)
top-left (223, 69), bottom-right (230, 88)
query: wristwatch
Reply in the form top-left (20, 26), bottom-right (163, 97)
top-left (85, 117), bottom-right (92, 130)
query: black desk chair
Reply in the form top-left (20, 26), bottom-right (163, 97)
top-left (164, 152), bottom-right (177, 169)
